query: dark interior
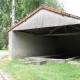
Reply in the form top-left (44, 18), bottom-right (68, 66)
top-left (55, 35), bottom-right (80, 59)
top-left (19, 24), bottom-right (80, 59)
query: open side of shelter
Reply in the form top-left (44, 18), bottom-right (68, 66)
top-left (8, 5), bottom-right (80, 59)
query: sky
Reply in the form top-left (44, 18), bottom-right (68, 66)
top-left (59, 0), bottom-right (80, 16)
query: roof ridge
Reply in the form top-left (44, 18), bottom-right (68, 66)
top-left (42, 5), bottom-right (70, 16)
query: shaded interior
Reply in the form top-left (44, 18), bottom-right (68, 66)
top-left (14, 24), bottom-right (80, 59)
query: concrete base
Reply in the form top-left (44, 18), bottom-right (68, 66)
top-left (0, 69), bottom-right (10, 80)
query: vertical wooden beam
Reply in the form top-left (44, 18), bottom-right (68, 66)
top-left (65, 26), bottom-right (66, 33)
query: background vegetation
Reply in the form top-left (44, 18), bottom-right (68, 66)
top-left (0, 0), bottom-right (64, 50)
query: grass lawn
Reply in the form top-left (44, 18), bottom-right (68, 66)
top-left (0, 58), bottom-right (80, 80)
top-left (0, 50), bottom-right (8, 52)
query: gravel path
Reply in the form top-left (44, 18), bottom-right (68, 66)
top-left (0, 74), bottom-right (4, 80)
top-left (0, 51), bottom-right (10, 80)
top-left (0, 69), bottom-right (10, 80)
top-left (0, 51), bottom-right (8, 59)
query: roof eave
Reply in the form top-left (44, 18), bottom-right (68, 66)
top-left (8, 5), bottom-right (80, 32)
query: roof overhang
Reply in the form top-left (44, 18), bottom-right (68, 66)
top-left (8, 5), bottom-right (80, 32)
top-left (15, 23), bottom-right (80, 37)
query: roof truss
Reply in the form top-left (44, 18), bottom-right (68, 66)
top-left (43, 24), bottom-right (80, 36)
top-left (16, 24), bottom-right (80, 37)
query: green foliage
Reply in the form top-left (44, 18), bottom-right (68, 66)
top-left (0, 0), bottom-right (11, 30)
top-left (0, 42), bottom-right (3, 49)
top-left (0, 31), bottom-right (8, 50)
top-left (0, 0), bottom-right (10, 49)
top-left (0, 32), bottom-right (5, 49)
top-left (15, 0), bottom-right (64, 21)
top-left (0, 0), bottom-right (64, 48)
top-left (44, 0), bottom-right (64, 11)
top-left (0, 0), bottom-right (65, 29)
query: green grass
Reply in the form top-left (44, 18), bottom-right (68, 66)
top-left (0, 58), bottom-right (80, 80)
top-left (0, 50), bottom-right (8, 51)
top-left (2, 55), bottom-right (8, 59)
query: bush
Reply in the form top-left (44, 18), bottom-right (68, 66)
top-left (2, 47), bottom-right (8, 50)
top-left (0, 45), bottom-right (3, 50)
top-left (0, 39), bottom-right (4, 50)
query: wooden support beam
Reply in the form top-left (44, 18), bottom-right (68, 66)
top-left (43, 33), bottom-right (80, 36)
top-left (48, 26), bottom-right (63, 34)
top-left (70, 26), bottom-right (80, 30)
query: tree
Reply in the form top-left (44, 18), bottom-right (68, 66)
top-left (0, 0), bottom-right (11, 30)
top-left (0, 0), bottom-right (64, 29)
top-left (0, 0), bottom-right (11, 49)
top-left (15, 0), bottom-right (64, 21)
top-left (0, 0), bottom-right (64, 49)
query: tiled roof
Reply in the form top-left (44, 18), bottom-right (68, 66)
top-left (8, 5), bottom-right (80, 31)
